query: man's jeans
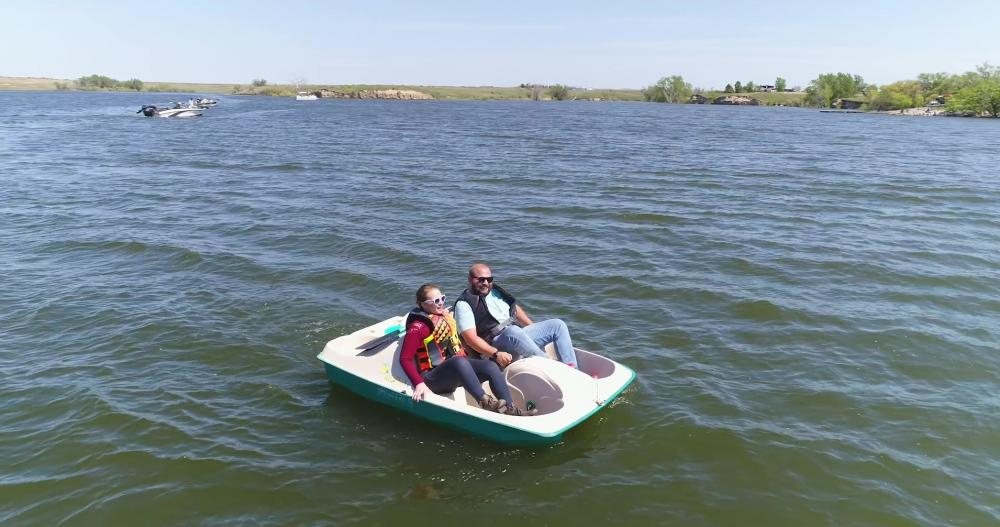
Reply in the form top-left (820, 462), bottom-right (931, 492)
top-left (493, 319), bottom-right (578, 367)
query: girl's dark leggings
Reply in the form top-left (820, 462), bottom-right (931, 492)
top-left (423, 356), bottom-right (512, 405)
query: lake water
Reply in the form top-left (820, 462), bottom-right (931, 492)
top-left (1, 91), bottom-right (998, 526)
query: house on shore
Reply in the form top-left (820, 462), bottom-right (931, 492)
top-left (832, 98), bottom-right (864, 110)
top-left (689, 94), bottom-right (709, 104)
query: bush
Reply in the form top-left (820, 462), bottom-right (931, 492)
top-left (78, 74), bottom-right (119, 90)
top-left (548, 84), bottom-right (569, 100)
top-left (251, 78), bottom-right (268, 87)
top-left (867, 90), bottom-right (913, 111)
top-left (122, 78), bottom-right (144, 91)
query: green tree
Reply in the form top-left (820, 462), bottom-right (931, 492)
top-left (724, 83), bottom-right (734, 94)
top-left (866, 80), bottom-right (924, 110)
top-left (745, 81), bottom-right (756, 92)
top-left (548, 84), bottom-right (570, 100)
top-left (975, 62), bottom-right (1000, 80)
top-left (947, 78), bottom-right (1000, 117)
top-left (644, 75), bottom-right (692, 103)
top-left (917, 72), bottom-right (958, 98)
top-left (775, 77), bottom-right (786, 91)
top-left (251, 78), bottom-right (268, 87)
top-left (805, 72), bottom-right (866, 107)
top-left (734, 81), bottom-right (743, 93)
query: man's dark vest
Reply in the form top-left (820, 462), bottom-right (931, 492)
top-left (456, 284), bottom-right (518, 344)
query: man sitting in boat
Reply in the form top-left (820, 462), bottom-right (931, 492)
top-left (455, 263), bottom-right (579, 370)
top-left (399, 283), bottom-right (534, 416)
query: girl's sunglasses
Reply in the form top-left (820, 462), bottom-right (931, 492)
top-left (422, 295), bottom-right (446, 305)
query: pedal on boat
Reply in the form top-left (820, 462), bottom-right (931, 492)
top-left (317, 315), bottom-right (636, 446)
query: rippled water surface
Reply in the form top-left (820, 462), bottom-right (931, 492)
top-left (2, 91), bottom-right (998, 526)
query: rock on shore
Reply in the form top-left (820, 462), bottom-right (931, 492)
top-left (712, 95), bottom-right (760, 105)
top-left (318, 89), bottom-right (433, 100)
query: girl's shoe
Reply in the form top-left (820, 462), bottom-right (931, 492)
top-left (478, 394), bottom-right (505, 412)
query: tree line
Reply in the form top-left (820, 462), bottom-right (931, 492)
top-left (75, 74), bottom-right (144, 91)
top-left (642, 63), bottom-right (1000, 117)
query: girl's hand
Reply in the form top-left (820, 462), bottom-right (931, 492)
top-left (412, 382), bottom-right (431, 402)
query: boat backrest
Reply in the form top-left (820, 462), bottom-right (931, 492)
top-left (503, 361), bottom-right (564, 415)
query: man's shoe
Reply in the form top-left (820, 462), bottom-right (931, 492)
top-left (503, 404), bottom-right (538, 416)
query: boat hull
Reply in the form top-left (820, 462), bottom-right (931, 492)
top-left (323, 362), bottom-right (565, 446)
top-left (156, 108), bottom-right (203, 118)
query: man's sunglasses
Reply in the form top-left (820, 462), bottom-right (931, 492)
top-left (422, 295), bottom-right (446, 305)
top-left (471, 276), bottom-right (494, 283)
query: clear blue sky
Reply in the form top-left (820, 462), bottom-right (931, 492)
top-left (2, 0), bottom-right (998, 89)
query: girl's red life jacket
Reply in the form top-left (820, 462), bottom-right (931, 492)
top-left (405, 308), bottom-right (467, 372)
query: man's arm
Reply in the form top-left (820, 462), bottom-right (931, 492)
top-left (456, 300), bottom-right (514, 367)
top-left (514, 304), bottom-right (533, 327)
top-left (460, 327), bottom-right (514, 368)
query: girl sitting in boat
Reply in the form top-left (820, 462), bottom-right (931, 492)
top-left (399, 283), bottom-right (533, 416)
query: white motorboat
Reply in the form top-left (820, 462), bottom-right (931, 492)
top-left (193, 97), bottom-right (218, 108)
top-left (317, 314), bottom-right (636, 446)
top-left (295, 91), bottom-right (318, 101)
top-left (137, 105), bottom-right (204, 118)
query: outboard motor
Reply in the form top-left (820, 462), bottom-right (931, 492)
top-left (137, 105), bottom-right (157, 117)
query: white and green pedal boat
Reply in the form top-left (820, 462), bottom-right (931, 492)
top-left (317, 314), bottom-right (636, 446)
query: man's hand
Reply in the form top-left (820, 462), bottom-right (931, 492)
top-left (495, 351), bottom-right (513, 368)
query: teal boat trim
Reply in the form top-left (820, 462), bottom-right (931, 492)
top-left (324, 361), bottom-right (636, 447)
top-left (544, 366), bottom-right (637, 438)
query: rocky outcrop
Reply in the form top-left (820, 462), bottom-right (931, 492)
top-left (318, 89), bottom-right (433, 100)
top-left (712, 95), bottom-right (760, 105)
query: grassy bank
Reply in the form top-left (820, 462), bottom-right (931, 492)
top-left (235, 83), bottom-right (646, 101)
top-left (0, 76), bottom-right (647, 101)
top-left (0, 76), bottom-right (794, 104)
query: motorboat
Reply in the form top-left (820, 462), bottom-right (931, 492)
top-left (295, 91), bottom-right (318, 101)
top-left (317, 314), bottom-right (636, 446)
top-left (137, 104), bottom-right (204, 118)
top-left (193, 97), bottom-right (218, 108)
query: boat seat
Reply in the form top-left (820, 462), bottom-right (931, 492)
top-left (448, 387), bottom-right (468, 403)
top-left (543, 342), bottom-right (558, 361)
top-left (503, 360), bottom-right (564, 415)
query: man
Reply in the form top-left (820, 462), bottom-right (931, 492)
top-left (454, 263), bottom-right (578, 369)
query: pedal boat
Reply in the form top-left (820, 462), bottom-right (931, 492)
top-left (317, 314), bottom-right (636, 446)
